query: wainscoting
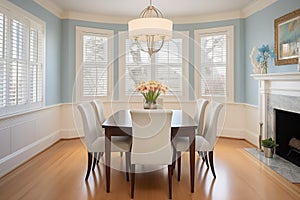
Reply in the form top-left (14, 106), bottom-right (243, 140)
top-left (0, 102), bottom-right (259, 177)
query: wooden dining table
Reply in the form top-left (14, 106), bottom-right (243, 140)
top-left (102, 109), bottom-right (197, 193)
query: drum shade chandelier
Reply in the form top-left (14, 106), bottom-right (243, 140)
top-left (128, 0), bottom-right (173, 57)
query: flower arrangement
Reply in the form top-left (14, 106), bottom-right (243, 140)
top-left (256, 44), bottom-right (276, 64)
top-left (250, 44), bottom-right (276, 74)
top-left (256, 44), bottom-right (276, 73)
top-left (135, 80), bottom-right (168, 102)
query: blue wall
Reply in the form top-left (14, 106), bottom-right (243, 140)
top-left (244, 0), bottom-right (300, 105)
top-left (9, 0), bottom-right (62, 106)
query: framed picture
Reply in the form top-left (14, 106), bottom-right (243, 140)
top-left (274, 8), bottom-right (300, 65)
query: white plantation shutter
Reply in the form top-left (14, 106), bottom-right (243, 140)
top-left (124, 39), bottom-right (151, 96)
top-left (76, 27), bottom-right (113, 100)
top-left (82, 35), bottom-right (108, 97)
top-left (199, 34), bottom-right (226, 97)
top-left (29, 25), bottom-right (43, 103)
top-left (155, 39), bottom-right (183, 96)
top-left (195, 26), bottom-right (234, 102)
top-left (0, 7), bottom-right (44, 116)
top-left (0, 13), bottom-right (7, 108)
top-left (9, 18), bottom-right (28, 106)
top-left (122, 32), bottom-right (188, 99)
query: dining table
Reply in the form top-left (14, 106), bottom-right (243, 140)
top-left (102, 109), bottom-right (197, 193)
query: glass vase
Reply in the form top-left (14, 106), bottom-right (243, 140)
top-left (260, 62), bottom-right (268, 74)
top-left (143, 100), bottom-right (157, 109)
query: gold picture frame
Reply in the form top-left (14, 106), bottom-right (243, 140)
top-left (274, 8), bottom-right (300, 65)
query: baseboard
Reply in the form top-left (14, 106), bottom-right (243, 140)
top-left (221, 128), bottom-right (245, 139)
top-left (60, 129), bottom-right (83, 139)
top-left (221, 128), bottom-right (258, 147)
top-left (243, 129), bottom-right (259, 147)
top-left (0, 130), bottom-right (61, 177)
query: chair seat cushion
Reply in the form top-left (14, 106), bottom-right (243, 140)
top-left (88, 136), bottom-right (131, 153)
top-left (173, 135), bottom-right (211, 152)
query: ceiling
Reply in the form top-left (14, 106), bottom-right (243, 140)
top-left (44, 0), bottom-right (257, 18)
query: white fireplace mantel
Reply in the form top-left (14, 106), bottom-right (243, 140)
top-left (251, 72), bottom-right (300, 81)
top-left (251, 72), bottom-right (300, 140)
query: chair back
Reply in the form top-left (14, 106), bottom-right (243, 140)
top-left (202, 101), bottom-right (224, 150)
top-left (91, 100), bottom-right (105, 136)
top-left (194, 98), bottom-right (209, 136)
top-left (77, 103), bottom-right (101, 149)
top-left (130, 110), bottom-right (173, 165)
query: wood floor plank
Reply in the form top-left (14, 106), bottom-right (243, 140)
top-left (0, 138), bottom-right (299, 200)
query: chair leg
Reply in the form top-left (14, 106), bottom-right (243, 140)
top-left (177, 152), bottom-right (181, 181)
top-left (125, 152), bottom-right (130, 182)
top-left (131, 164), bottom-right (135, 199)
top-left (172, 150), bottom-right (176, 172)
top-left (168, 165), bottom-right (173, 199)
top-left (204, 151), bottom-right (209, 169)
top-left (200, 151), bottom-right (205, 162)
top-left (85, 152), bottom-right (93, 181)
top-left (96, 152), bottom-right (102, 165)
top-left (208, 151), bottom-right (216, 178)
top-left (92, 152), bottom-right (97, 171)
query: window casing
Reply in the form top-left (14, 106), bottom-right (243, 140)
top-left (75, 27), bottom-right (113, 102)
top-left (118, 31), bottom-right (189, 101)
top-left (194, 26), bottom-right (234, 102)
top-left (0, 4), bottom-right (45, 116)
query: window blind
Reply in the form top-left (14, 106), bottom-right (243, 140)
top-left (124, 37), bottom-right (185, 97)
top-left (199, 34), bottom-right (227, 97)
top-left (0, 7), bottom-right (44, 116)
top-left (0, 13), bottom-right (7, 108)
top-left (29, 26), bottom-right (43, 103)
top-left (82, 35), bottom-right (109, 97)
top-left (9, 19), bottom-right (28, 106)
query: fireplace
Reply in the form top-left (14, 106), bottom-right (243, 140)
top-left (275, 109), bottom-right (300, 167)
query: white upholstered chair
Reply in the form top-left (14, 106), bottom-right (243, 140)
top-left (91, 100), bottom-right (131, 169)
top-left (172, 98), bottom-right (209, 181)
top-left (130, 110), bottom-right (173, 199)
top-left (77, 103), bottom-right (131, 181)
top-left (194, 98), bottom-right (209, 136)
top-left (173, 101), bottom-right (223, 179)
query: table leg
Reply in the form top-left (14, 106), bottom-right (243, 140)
top-left (189, 134), bottom-right (195, 193)
top-left (105, 129), bottom-right (111, 193)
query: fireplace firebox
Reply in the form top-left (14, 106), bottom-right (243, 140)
top-left (275, 109), bottom-right (300, 167)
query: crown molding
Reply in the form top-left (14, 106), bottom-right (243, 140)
top-left (62, 11), bottom-right (131, 24)
top-left (169, 11), bottom-right (242, 24)
top-left (32, 0), bottom-right (277, 24)
top-left (63, 10), bottom-right (244, 24)
top-left (33, 0), bottom-right (63, 18)
top-left (241, 0), bottom-right (278, 18)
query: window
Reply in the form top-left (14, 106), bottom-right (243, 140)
top-left (0, 5), bottom-right (44, 116)
top-left (195, 26), bottom-right (234, 102)
top-left (119, 31), bottom-right (189, 101)
top-left (76, 27), bottom-right (113, 101)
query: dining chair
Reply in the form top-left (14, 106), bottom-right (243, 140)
top-left (173, 101), bottom-right (223, 179)
top-left (194, 98), bottom-right (209, 136)
top-left (130, 110), bottom-right (173, 199)
top-left (193, 99), bottom-right (210, 168)
top-left (172, 98), bottom-right (209, 180)
top-left (77, 103), bottom-right (131, 181)
top-left (91, 100), bottom-right (130, 168)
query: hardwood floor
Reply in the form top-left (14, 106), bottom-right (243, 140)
top-left (0, 138), bottom-right (299, 200)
